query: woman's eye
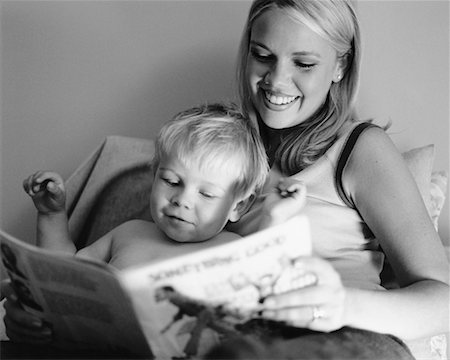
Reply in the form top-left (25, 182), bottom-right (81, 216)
top-left (294, 60), bottom-right (315, 70)
top-left (250, 48), bottom-right (272, 62)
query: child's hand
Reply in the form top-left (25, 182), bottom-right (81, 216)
top-left (23, 171), bottom-right (66, 214)
top-left (262, 178), bottom-right (307, 228)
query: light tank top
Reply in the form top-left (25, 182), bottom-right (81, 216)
top-left (228, 122), bottom-right (385, 290)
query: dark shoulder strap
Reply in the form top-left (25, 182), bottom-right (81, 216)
top-left (335, 122), bottom-right (377, 208)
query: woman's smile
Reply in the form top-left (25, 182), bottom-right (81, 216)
top-left (261, 88), bottom-right (301, 108)
top-left (247, 8), bottom-right (342, 129)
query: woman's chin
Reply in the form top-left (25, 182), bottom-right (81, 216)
top-left (256, 99), bottom-right (305, 128)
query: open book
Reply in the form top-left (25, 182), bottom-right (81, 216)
top-left (0, 215), bottom-right (312, 359)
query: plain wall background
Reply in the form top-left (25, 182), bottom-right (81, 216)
top-left (1, 1), bottom-right (449, 249)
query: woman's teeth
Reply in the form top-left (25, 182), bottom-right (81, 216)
top-left (264, 91), bottom-right (298, 105)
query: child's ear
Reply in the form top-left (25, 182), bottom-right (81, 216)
top-left (228, 194), bottom-right (256, 223)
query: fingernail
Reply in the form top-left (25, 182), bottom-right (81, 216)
top-left (41, 328), bottom-right (52, 335)
top-left (262, 310), bottom-right (275, 318)
top-left (32, 319), bottom-right (42, 327)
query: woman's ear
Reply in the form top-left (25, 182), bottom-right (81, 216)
top-left (332, 53), bottom-right (349, 83)
top-left (228, 194), bottom-right (256, 223)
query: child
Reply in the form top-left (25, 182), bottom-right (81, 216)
top-left (23, 103), bottom-right (306, 270)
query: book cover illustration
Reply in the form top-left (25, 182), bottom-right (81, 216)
top-left (1, 215), bottom-right (311, 359)
top-left (121, 215), bottom-right (312, 359)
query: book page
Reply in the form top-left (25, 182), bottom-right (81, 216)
top-left (120, 215), bottom-right (312, 359)
top-left (0, 230), bottom-right (152, 358)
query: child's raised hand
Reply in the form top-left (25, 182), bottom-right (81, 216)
top-left (23, 171), bottom-right (66, 214)
top-left (262, 178), bottom-right (307, 228)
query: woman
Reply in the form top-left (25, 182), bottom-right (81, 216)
top-left (219, 0), bottom-right (448, 358)
top-left (3, 0), bottom-right (448, 359)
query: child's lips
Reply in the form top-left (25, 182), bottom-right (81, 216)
top-left (164, 212), bottom-right (193, 225)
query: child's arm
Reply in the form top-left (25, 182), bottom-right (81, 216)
top-left (75, 233), bottom-right (113, 263)
top-left (260, 178), bottom-right (307, 230)
top-left (23, 171), bottom-right (75, 254)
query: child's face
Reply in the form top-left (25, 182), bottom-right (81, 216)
top-left (150, 153), bottom-right (244, 243)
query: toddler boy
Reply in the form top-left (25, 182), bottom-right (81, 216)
top-left (24, 103), bottom-right (305, 269)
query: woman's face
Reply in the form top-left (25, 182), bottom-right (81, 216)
top-left (247, 8), bottom-right (343, 129)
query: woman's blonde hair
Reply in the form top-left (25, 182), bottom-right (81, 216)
top-left (237, 0), bottom-right (361, 175)
top-left (153, 102), bottom-right (269, 199)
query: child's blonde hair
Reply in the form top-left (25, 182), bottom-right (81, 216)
top-left (153, 102), bottom-right (269, 199)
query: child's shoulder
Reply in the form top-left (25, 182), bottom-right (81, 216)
top-left (112, 219), bottom-right (158, 237)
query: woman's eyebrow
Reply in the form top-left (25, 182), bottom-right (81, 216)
top-left (249, 40), bottom-right (270, 50)
top-left (250, 40), bottom-right (321, 58)
top-left (292, 51), bottom-right (321, 58)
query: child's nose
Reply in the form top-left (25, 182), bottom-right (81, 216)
top-left (170, 189), bottom-right (193, 209)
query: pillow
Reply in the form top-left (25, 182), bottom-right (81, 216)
top-left (430, 170), bottom-right (448, 231)
top-left (401, 144), bottom-right (448, 231)
top-left (402, 144), bottom-right (434, 214)
top-left (400, 146), bottom-right (449, 360)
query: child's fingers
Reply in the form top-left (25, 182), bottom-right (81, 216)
top-left (33, 179), bottom-right (53, 194)
top-left (24, 171), bottom-right (64, 195)
top-left (23, 174), bottom-right (40, 196)
top-left (278, 179), bottom-right (306, 199)
top-left (45, 179), bottom-right (65, 196)
top-left (288, 182), bottom-right (306, 200)
top-left (22, 177), bottom-right (31, 194)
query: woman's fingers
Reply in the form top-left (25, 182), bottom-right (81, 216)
top-left (261, 256), bottom-right (346, 332)
top-left (4, 319), bottom-right (52, 344)
top-left (263, 303), bottom-right (332, 329)
top-left (294, 256), bottom-right (342, 285)
top-left (2, 280), bottom-right (52, 343)
top-left (263, 287), bottom-right (344, 331)
top-left (3, 300), bottom-right (52, 343)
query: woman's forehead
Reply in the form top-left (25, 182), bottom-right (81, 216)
top-left (251, 8), bottom-right (336, 58)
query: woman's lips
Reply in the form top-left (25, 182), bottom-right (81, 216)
top-left (264, 90), bottom-right (299, 105)
top-left (260, 89), bottom-right (300, 110)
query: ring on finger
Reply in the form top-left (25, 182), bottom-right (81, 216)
top-left (311, 305), bottom-right (325, 322)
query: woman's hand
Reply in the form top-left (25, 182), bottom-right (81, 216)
top-left (261, 256), bottom-right (347, 332)
top-left (1, 279), bottom-right (52, 343)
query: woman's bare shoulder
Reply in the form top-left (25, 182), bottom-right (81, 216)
top-left (342, 125), bottom-right (414, 208)
top-left (347, 125), bottom-right (403, 171)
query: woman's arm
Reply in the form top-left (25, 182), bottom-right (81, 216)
top-left (342, 126), bottom-right (449, 339)
top-left (261, 127), bottom-right (448, 340)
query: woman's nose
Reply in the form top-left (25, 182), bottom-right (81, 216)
top-left (264, 60), bottom-right (292, 88)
